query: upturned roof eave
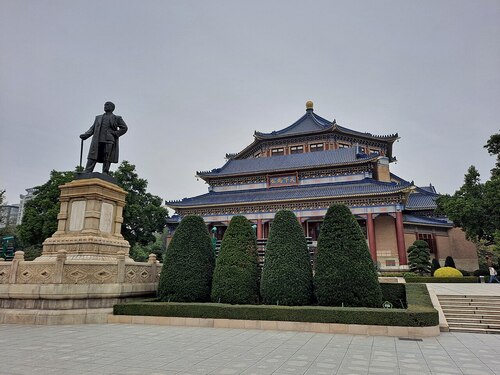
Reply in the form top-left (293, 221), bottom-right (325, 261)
top-left (165, 184), bottom-right (410, 209)
top-left (195, 154), bottom-right (379, 180)
top-left (402, 220), bottom-right (453, 228)
top-left (405, 205), bottom-right (439, 211)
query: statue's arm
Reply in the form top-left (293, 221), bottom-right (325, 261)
top-left (115, 116), bottom-right (128, 137)
top-left (80, 118), bottom-right (97, 140)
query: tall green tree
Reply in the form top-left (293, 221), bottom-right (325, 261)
top-left (18, 170), bottom-right (74, 247)
top-left (112, 161), bottom-right (168, 248)
top-left (314, 204), bottom-right (382, 307)
top-left (438, 132), bottom-right (500, 244)
top-left (260, 210), bottom-right (313, 306)
top-left (158, 215), bottom-right (215, 302)
top-left (485, 132), bottom-right (500, 178)
top-left (211, 216), bottom-right (259, 304)
top-left (437, 166), bottom-right (492, 242)
top-left (0, 189), bottom-right (6, 227)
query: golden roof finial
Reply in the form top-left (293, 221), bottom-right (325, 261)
top-left (306, 100), bottom-right (314, 110)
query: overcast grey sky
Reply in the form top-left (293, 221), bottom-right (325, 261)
top-left (1, 0), bottom-right (499, 207)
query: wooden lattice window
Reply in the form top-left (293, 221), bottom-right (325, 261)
top-left (310, 143), bottom-right (324, 152)
top-left (271, 147), bottom-right (284, 156)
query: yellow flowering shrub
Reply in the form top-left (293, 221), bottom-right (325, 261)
top-left (434, 267), bottom-right (463, 278)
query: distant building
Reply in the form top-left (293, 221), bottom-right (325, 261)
top-left (17, 187), bottom-right (36, 225)
top-left (167, 102), bottom-right (477, 271)
top-left (0, 204), bottom-right (19, 228)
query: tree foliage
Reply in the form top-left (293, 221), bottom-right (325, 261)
top-left (260, 210), bottom-right (313, 306)
top-left (485, 132), bottom-right (500, 178)
top-left (158, 215), bottom-right (215, 302)
top-left (112, 161), bottom-right (168, 248)
top-left (129, 233), bottom-right (165, 262)
top-left (211, 216), bottom-right (259, 304)
top-left (437, 166), bottom-right (492, 242)
top-left (407, 240), bottom-right (432, 275)
top-left (18, 170), bottom-right (74, 247)
top-left (315, 204), bottom-right (382, 307)
top-left (0, 189), bottom-right (5, 214)
top-left (438, 133), bottom-right (500, 244)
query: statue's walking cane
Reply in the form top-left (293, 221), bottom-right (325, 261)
top-left (79, 138), bottom-right (84, 170)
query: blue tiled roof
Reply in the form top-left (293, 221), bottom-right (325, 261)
top-left (167, 178), bottom-right (411, 208)
top-left (403, 214), bottom-right (453, 227)
top-left (389, 174), bottom-right (439, 211)
top-left (418, 185), bottom-right (437, 194)
top-left (255, 109), bottom-right (398, 141)
top-left (406, 189), bottom-right (439, 210)
top-left (406, 193), bottom-right (438, 210)
top-left (255, 111), bottom-right (331, 138)
top-left (198, 147), bottom-right (378, 177)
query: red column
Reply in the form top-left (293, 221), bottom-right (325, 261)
top-left (396, 211), bottom-right (407, 265)
top-left (366, 213), bottom-right (377, 262)
top-left (257, 219), bottom-right (263, 240)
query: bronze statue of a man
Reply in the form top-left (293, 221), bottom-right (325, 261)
top-left (80, 101), bottom-right (128, 174)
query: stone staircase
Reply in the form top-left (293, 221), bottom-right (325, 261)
top-left (438, 295), bottom-right (500, 334)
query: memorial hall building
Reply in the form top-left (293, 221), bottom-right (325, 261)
top-left (167, 102), bottom-right (477, 271)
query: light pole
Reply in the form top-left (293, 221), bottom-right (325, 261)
top-left (211, 226), bottom-right (217, 252)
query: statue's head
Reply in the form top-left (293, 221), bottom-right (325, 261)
top-left (104, 101), bottom-right (115, 113)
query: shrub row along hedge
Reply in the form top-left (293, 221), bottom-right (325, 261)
top-left (114, 284), bottom-right (436, 327)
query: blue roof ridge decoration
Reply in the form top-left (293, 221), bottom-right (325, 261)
top-left (196, 147), bottom-right (380, 178)
top-left (254, 107), bottom-right (399, 141)
top-left (166, 177), bottom-right (413, 208)
top-left (254, 110), bottom-right (333, 138)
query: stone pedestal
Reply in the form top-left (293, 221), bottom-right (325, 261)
top-left (40, 177), bottom-right (130, 261)
top-left (0, 175), bottom-right (161, 324)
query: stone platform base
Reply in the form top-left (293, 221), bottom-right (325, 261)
top-left (0, 283), bottom-right (157, 325)
top-left (108, 315), bottom-right (440, 337)
top-left (1, 308), bottom-right (113, 324)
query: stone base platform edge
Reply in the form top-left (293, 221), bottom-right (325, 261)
top-left (108, 314), bottom-right (440, 337)
top-left (0, 283), bottom-right (157, 299)
top-left (1, 308), bottom-right (112, 324)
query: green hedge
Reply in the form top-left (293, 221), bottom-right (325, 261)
top-left (380, 283), bottom-right (406, 308)
top-left (113, 284), bottom-right (437, 327)
top-left (260, 210), bottom-right (313, 306)
top-left (405, 276), bottom-right (479, 283)
top-left (315, 204), bottom-right (382, 307)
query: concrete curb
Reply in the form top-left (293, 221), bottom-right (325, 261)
top-left (108, 314), bottom-right (440, 337)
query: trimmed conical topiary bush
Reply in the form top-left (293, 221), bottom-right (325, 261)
top-left (444, 256), bottom-right (456, 268)
top-left (211, 216), bottom-right (260, 304)
top-left (315, 204), bottom-right (383, 307)
top-left (158, 215), bottom-right (215, 302)
top-left (260, 210), bottom-right (314, 306)
top-left (431, 258), bottom-right (441, 276)
top-left (407, 240), bottom-right (431, 275)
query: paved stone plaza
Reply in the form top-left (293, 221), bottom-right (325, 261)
top-left (1, 324), bottom-right (500, 375)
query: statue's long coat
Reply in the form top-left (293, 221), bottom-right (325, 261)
top-left (82, 114), bottom-right (128, 163)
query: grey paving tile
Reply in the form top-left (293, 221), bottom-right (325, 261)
top-left (3, 324), bottom-right (500, 374)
